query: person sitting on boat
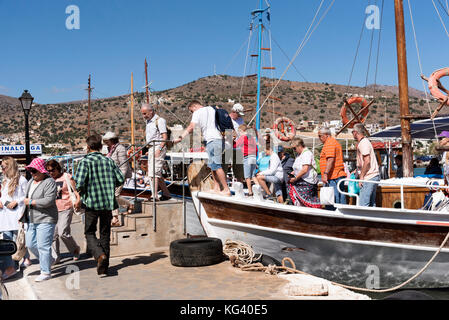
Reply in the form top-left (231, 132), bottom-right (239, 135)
top-left (318, 127), bottom-right (347, 207)
top-left (141, 103), bottom-right (172, 201)
top-left (394, 155), bottom-right (403, 178)
top-left (277, 145), bottom-right (295, 204)
top-left (287, 137), bottom-right (320, 208)
top-left (103, 131), bottom-right (134, 227)
top-left (254, 145), bottom-right (284, 203)
top-left (235, 124), bottom-right (257, 196)
top-left (352, 123), bottom-right (380, 207)
top-left (424, 157), bottom-right (443, 176)
top-left (173, 100), bottom-right (231, 196)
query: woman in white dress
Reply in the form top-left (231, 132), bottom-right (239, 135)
top-left (0, 157), bottom-right (29, 280)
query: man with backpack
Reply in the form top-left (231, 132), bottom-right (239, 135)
top-left (174, 100), bottom-right (232, 196)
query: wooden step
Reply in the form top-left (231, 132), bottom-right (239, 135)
top-left (109, 199), bottom-right (186, 257)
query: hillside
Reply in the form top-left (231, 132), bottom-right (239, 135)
top-left (0, 75), bottom-right (437, 152)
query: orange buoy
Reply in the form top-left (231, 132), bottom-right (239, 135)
top-left (428, 67), bottom-right (449, 105)
top-left (127, 146), bottom-right (142, 164)
top-left (273, 117), bottom-right (296, 141)
top-left (340, 97), bottom-right (370, 128)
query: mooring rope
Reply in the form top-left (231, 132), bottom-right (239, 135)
top-left (223, 231), bottom-right (449, 293)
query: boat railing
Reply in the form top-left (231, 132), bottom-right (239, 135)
top-left (120, 139), bottom-right (186, 234)
top-left (336, 177), bottom-right (449, 210)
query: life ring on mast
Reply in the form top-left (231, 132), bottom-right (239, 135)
top-left (272, 117), bottom-right (296, 141)
top-left (428, 67), bottom-right (449, 105)
top-left (340, 97), bottom-right (370, 128)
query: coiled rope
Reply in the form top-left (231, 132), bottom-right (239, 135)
top-left (223, 231), bottom-right (449, 293)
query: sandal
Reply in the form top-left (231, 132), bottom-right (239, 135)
top-left (125, 204), bottom-right (134, 215)
top-left (111, 217), bottom-right (121, 227)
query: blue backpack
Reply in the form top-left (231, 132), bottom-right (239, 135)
top-left (211, 106), bottom-right (234, 134)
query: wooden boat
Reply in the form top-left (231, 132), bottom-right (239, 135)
top-left (188, 0), bottom-right (449, 289)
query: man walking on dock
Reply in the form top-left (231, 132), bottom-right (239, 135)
top-left (352, 123), bottom-right (380, 207)
top-left (74, 133), bottom-right (124, 275)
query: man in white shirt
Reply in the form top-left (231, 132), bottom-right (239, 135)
top-left (141, 103), bottom-right (171, 201)
top-left (230, 103), bottom-right (245, 134)
top-left (173, 100), bottom-right (231, 196)
top-left (352, 123), bottom-right (380, 207)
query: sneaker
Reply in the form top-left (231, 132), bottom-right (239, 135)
top-left (35, 273), bottom-right (52, 282)
top-left (73, 247), bottom-right (81, 261)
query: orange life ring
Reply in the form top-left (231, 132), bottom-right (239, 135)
top-left (272, 117), bottom-right (296, 141)
top-left (127, 146), bottom-right (142, 163)
top-left (340, 97), bottom-right (370, 128)
top-left (428, 67), bottom-right (449, 105)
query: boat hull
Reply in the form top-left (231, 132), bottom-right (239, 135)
top-left (192, 192), bottom-right (449, 289)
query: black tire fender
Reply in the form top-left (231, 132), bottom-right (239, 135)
top-left (170, 237), bottom-right (224, 267)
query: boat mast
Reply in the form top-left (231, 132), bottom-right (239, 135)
top-left (130, 72), bottom-right (135, 147)
top-left (394, 0), bottom-right (413, 177)
top-left (254, 0), bottom-right (264, 134)
top-left (145, 58), bottom-right (150, 104)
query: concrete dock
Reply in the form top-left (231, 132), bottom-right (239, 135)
top-left (3, 200), bottom-right (370, 300)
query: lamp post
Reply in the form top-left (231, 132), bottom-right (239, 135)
top-left (18, 90), bottom-right (34, 179)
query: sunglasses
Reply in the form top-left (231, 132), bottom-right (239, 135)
top-left (29, 168), bottom-right (38, 174)
top-left (47, 168), bottom-right (57, 173)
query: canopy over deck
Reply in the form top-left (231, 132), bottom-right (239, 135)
top-left (370, 115), bottom-right (449, 140)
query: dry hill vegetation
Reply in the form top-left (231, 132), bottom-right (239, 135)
top-left (0, 75), bottom-right (434, 152)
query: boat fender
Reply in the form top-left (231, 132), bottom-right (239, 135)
top-left (272, 117), bottom-right (296, 141)
top-left (169, 237), bottom-right (224, 267)
top-left (428, 67), bottom-right (449, 105)
top-left (252, 184), bottom-right (264, 201)
top-left (340, 97), bottom-right (369, 128)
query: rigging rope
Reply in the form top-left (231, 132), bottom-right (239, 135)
top-left (248, 0), bottom-right (335, 126)
top-left (225, 231), bottom-right (449, 294)
top-left (432, 0), bottom-right (449, 37)
top-left (239, 28), bottom-right (254, 103)
top-left (407, 0), bottom-right (438, 140)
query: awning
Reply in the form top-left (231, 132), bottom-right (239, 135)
top-left (370, 115), bottom-right (449, 140)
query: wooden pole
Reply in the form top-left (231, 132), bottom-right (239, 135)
top-left (394, 0), bottom-right (413, 177)
top-left (145, 58), bottom-right (150, 104)
top-left (87, 75), bottom-right (92, 136)
top-left (131, 72), bottom-right (135, 146)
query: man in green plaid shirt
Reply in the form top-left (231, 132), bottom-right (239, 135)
top-left (74, 133), bottom-right (124, 275)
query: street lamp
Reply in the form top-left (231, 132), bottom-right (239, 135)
top-left (18, 90), bottom-right (34, 179)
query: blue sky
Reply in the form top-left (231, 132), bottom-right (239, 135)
top-left (0, 0), bottom-right (448, 104)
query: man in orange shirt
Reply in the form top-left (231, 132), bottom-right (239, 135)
top-left (318, 127), bottom-right (346, 206)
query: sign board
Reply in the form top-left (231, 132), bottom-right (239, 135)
top-left (0, 144), bottom-right (42, 156)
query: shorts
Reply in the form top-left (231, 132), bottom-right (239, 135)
top-left (264, 175), bottom-right (283, 197)
top-left (243, 155), bottom-right (257, 179)
top-left (206, 139), bottom-right (224, 171)
top-left (148, 147), bottom-right (166, 178)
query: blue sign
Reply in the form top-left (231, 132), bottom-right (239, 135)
top-left (0, 144), bottom-right (42, 155)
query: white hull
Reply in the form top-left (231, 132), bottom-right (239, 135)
top-left (191, 191), bottom-right (449, 289)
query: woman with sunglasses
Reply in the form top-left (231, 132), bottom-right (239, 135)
top-left (20, 158), bottom-right (58, 282)
top-left (45, 160), bottom-right (81, 265)
top-left (0, 156), bottom-right (29, 280)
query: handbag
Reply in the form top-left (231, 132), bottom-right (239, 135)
top-left (320, 185), bottom-right (335, 205)
top-left (64, 173), bottom-right (84, 216)
top-left (348, 173), bottom-right (360, 195)
top-left (11, 225), bottom-right (27, 261)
